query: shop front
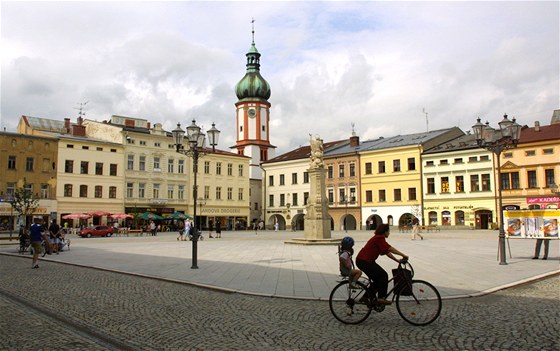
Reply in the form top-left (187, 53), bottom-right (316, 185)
top-left (200, 206), bottom-right (249, 231)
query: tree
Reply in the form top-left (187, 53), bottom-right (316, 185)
top-left (10, 187), bottom-right (39, 227)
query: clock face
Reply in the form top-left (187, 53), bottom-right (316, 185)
top-left (248, 108), bottom-right (256, 118)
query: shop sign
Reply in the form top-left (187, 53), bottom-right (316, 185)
top-left (201, 208), bottom-right (242, 214)
top-left (527, 197), bottom-right (560, 204)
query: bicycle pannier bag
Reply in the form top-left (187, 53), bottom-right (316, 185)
top-left (392, 268), bottom-right (413, 296)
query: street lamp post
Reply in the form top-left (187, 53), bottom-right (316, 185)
top-left (472, 114), bottom-right (521, 265)
top-left (173, 120), bottom-right (220, 269)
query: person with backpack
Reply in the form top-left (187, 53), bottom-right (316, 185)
top-left (339, 236), bottom-right (362, 286)
top-left (356, 223), bottom-right (408, 305)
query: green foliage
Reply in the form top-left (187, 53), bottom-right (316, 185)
top-left (10, 187), bottom-right (39, 217)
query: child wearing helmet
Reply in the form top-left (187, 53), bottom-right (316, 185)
top-left (339, 236), bottom-right (362, 285)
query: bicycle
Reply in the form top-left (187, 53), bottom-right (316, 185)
top-left (329, 260), bottom-right (442, 326)
top-left (29, 239), bottom-right (49, 257)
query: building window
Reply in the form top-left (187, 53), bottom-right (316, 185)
top-left (349, 163), bottom-right (356, 177)
top-left (440, 159), bottom-right (449, 165)
top-left (339, 188), bottom-right (346, 203)
top-left (139, 156), bottom-right (146, 171)
top-left (238, 165), bottom-right (244, 177)
top-left (227, 187), bottom-right (233, 200)
top-left (328, 189), bottom-right (334, 204)
top-left (292, 173), bottom-right (298, 184)
top-left (269, 175), bottom-right (274, 186)
top-left (6, 183), bottom-right (15, 198)
top-left (65, 160), bottom-right (73, 173)
top-left (453, 158), bottom-right (463, 164)
top-left (479, 155), bottom-right (490, 161)
top-left (303, 192), bottom-right (309, 205)
top-left (110, 164), bottom-right (117, 176)
top-left (378, 161), bottom-right (386, 174)
top-left (167, 185), bottom-right (174, 199)
top-left (339, 164), bottom-right (345, 178)
top-left (153, 157), bottom-right (161, 171)
top-left (525, 150), bottom-right (536, 157)
top-left (127, 155), bottom-right (134, 170)
top-left (280, 175), bottom-right (285, 186)
top-left (216, 186), bottom-right (222, 200)
top-left (168, 159), bottom-right (174, 173)
top-left (292, 193), bottom-right (298, 206)
top-left (8, 156), bottom-right (16, 169)
top-left (26, 157), bottom-right (34, 171)
top-left (269, 194), bottom-right (274, 207)
top-left (109, 186), bottom-right (116, 199)
top-left (481, 174), bottom-right (491, 191)
top-left (408, 188), bottom-right (417, 201)
top-left (503, 152), bottom-right (513, 159)
top-left (394, 189), bottom-right (402, 201)
top-left (80, 161), bottom-right (88, 174)
top-left (407, 158), bottom-right (416, 171)
top-left (471, 175), bottom-right (480, 192)
top-left (327, 165), bottom-right (333, 179)
top-left (178, 185), bottom-right (185, 200)
top-left (64, 184), bottom-right (72, 197)
top-left (153, 184), bottom-right (160, 198)
top-left (427, 178), bottom-right (435, 194)
top-left (303, 172), bottom-right (309, 183)
top-left (365, 190), bottom-right (373, 202)
top-left (365, 162), bottom-right (372, 174)
top-left (545, 169), bottom-right (555, 187)
top-left (216, 162), bottom-right (222, 175)
top-left (426, 161), bottom-right (434, 166)
top-left (393, 160), bottom-right (400, 172)
top-left (139, 183), bottom-right (145, 198)
top-left (95, 186), bottom-right (102, 198)
top-left (238, 188), bottom-right (244, 201)
top-left (379, 189), bottom-right (386, 202)
top-left (127, 183), bottom-right (133, 198)
top-left (543, 148), bottom-right (553, 155)
top-left (468, 156), bottom-right (477, 162)
top-left (501, 172), bottom-right (520, 190)
top-left (24, 183), bottom-right (33, 197)
top-left (280, 194), bottom-right (285, 206)
top-left (204, 186), bottom-right (210, 199)
top-left (456, 176), bottom-right (464, 192)
top-left (37, 184), bottom-right (47, 199)
top-left (95, 162), bottom-right (103, 175)
top-left (227, 163), bottom-right (233, 176)
top-left (441, 177), bottom-right (450, 193)
top-left (178, 160), bottom-right (185, 174)
top-left (527, 170), bottom-right (537, 188)
top-left (80, 185), bottom-right (88, 198)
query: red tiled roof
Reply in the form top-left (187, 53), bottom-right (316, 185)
top-left (519, 123), bottom-right (560, 144)
top-left (264, 139), bottom-right (348, 163)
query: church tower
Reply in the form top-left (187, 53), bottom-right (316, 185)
top-left (233, 23), bottom-right (276, 181)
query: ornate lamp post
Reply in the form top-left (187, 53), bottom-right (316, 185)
top-left (472, 114), bottom-right (521, 265)
top-left (173, 119), bottom-right (220, 269)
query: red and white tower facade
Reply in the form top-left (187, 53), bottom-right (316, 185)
top-left (232, 27), bottom-right (276, 181)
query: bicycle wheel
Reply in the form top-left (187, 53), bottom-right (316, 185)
top-left (396, 279), bottom-right (442, 326)
top-left (41, 241), bottom-right (48, 257)
top-left (329, 280), bottom-right (372, 324)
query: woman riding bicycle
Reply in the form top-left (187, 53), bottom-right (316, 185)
top-left (356, 223), bottom-right (408, 305)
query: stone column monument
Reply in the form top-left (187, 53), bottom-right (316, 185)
top-left (304, 135), bottom-right (332, 240)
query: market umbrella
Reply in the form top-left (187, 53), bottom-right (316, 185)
top-left (138, 212), bottom-right (163, 220)
top-left (110, 213), bottom-right (134, 219)
top-left (62, 213), bottom-right (91, 220)
top-left (164, 212), bottom-right (192, 220)
top-left (87, 210), bottom-right (111, 217)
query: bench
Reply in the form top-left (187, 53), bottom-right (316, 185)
top-left (426, 225), bottom-right (440, 232)
top-left (398, 225), bottom-right (412, 233)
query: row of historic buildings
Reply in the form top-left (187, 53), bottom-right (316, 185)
top-left (262, 111), bottom-right (560, 231)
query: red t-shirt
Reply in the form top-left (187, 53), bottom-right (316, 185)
top-left (356, 234), bottom-right (391, 262)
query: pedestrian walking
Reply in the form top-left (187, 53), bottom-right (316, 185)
top-left (532, 238), bottom-right (550, 260)
top-left (274, 221), bottom-right (279, 231)
top-left (208, 220), bottom-right (214, 238)
top-left (216, 220), bottom-right (222, 238)
top-left (150, 221), bottom-right (156, 236)
top-left (29, 218), bottom-right (44, 269)
top-left (411, 218), bottom-right (423, 240)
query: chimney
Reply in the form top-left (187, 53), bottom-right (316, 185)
top-left (72, 124), bottom-right (86, 137)
top-left (64, 118), bottom-right (71, 133)
top-left (147, 122), bottom-right (151, 129)
top-left (350, 135), bottom-right (359, 147)
top-left (534, 121), bottom-right (540, 132)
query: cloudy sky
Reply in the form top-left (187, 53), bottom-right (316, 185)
top-left (1, 1), bottom-right (558, 154)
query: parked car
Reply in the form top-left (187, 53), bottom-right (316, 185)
top-left (79, 225), bottom-right (114, 238)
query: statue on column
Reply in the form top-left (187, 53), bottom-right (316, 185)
top-left (309, 134), bottom-right (324, 169)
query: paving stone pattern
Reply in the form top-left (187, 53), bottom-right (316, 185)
top-left (1, 255), bottom-right (558, 351)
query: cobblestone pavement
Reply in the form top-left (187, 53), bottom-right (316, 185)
top-left (1, 255), bottom-right (558, 351)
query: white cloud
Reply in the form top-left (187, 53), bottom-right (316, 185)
top-left (1, 1), bottom-right (558, 153)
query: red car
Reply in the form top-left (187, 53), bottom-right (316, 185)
top-left (79, 225), bottom-right (114, 238)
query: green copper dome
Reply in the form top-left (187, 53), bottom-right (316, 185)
top-left (235, 43), bottom-right (271, 101)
